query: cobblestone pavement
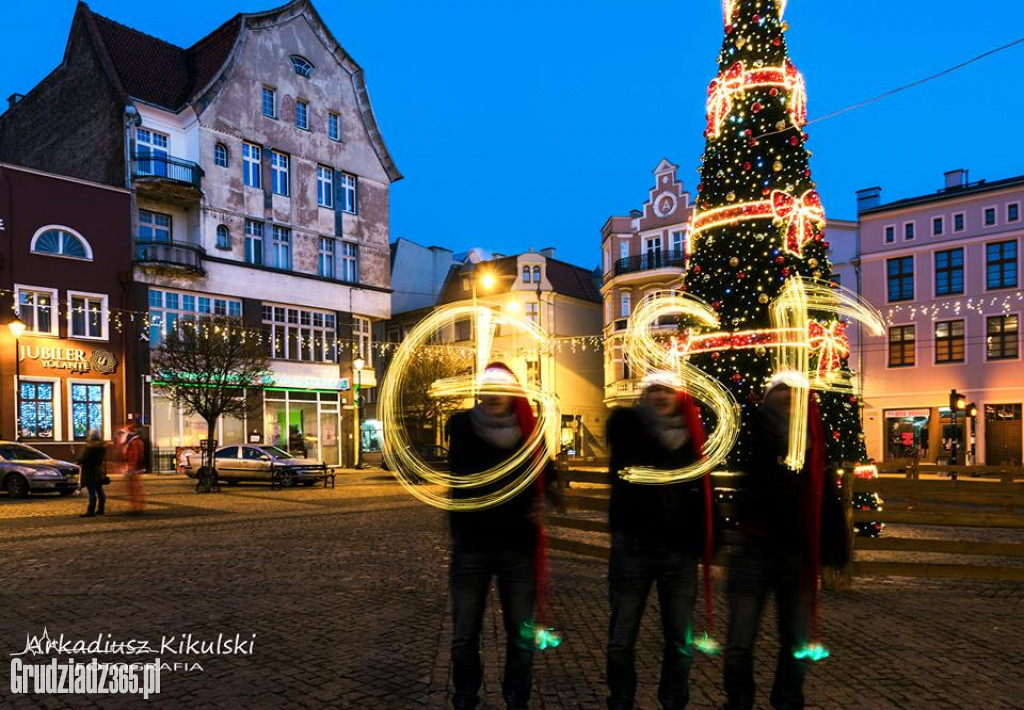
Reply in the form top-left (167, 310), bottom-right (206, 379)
top-left (0, 476), bottom-right (1022, 709)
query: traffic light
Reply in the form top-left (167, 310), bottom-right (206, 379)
top-left (950, 390), bottom-right (966, 412)
top-left (966, 402), bottom-right (978, 418)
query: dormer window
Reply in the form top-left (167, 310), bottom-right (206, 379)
top-left (290, 55), bottom-right (314, 78)
top-left (522, 266), bottom-right (530, 283)
top-left (532, 266), bottom-right (541, 283)
top-left (31, 226), bottom-right (93, 260)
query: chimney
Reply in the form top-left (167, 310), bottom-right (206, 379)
top-left (540, 247), bottom-right (556, 259)
top-left (7, 93), bottom-right (24, 110)
top-left (630, 209), bottom-right (642, 218)
top-left (856, 187), bottom-right (882, 213)
top-left (944, 169), bottom-right (968, 190)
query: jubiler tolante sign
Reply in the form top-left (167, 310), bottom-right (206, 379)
top-left (19, 344), bottom-right (118, 374)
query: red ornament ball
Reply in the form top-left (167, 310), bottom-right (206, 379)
top-left (697, 183), bottom-right (703, 192)
top-left (743, 162), bottom-right (752, 170)
top-left (744, 129), bottom-right (753, 137)
top-left (762, 188), bottom-right (771, 196)
top-left (748, 139), bottom-right (759, 147)
top-left (781, 267), bottom-right (791, 276)
top-left (693, 265), bottom-right (702, 274)
top-left (790, 136), bottom-right (799, 146)
top-left (726, 24), bottom-right (734, 34)
top-left (773, 37), bottom-right (781, 46)
top-left (752, 102), bottom-right (763, 113)
top-left (712, 300), bottom-right (722, 310)
top-left (737, 271), bottom-right (746, 280)
top-left (832, 430), bottom-right (841, 441)
top-left (774, 255), bottom-right (785, 265)
top-left (752, 13), bottom-right (761, 22)
top-left (805, 169), bottom-right (812, 177)
top-left (712, 352), bottom-right (721, 360)
top-left (769, 87), bottom-right (779, 97)
top-left (732, 373), bottom-right (743, 383)
top-left (822, 241), bottom-right (831, 249)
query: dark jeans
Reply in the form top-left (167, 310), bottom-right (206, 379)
top-left (85, 482), bottom-right (106, 515)
top-left (450, 543), bottom-right (535, 710)
top-left (607, 532), bottom-right (698, 710)
top-left (723, 537), bottom-right (809, 710)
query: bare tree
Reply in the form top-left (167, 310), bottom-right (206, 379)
top-left (151, 315), bottom-right (270, 492)
top-left (397, 346), bottom-right (473, 448)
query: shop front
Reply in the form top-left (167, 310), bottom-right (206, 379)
top-left (883, 408), bottom-right (931, 461)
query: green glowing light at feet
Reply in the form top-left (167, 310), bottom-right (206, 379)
top-left (693, 631), bottom-right (722, 656)
top-left (521, 622), bottom-right (562, 651)
top-left (793, 642), bottom-right (830, 662)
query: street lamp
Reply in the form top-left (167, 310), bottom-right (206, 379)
top-left (353, 356), bottom-right (365, 469)
top-left (8, 318), bottom-right (26, 441)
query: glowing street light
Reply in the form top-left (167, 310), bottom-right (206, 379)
top-left (353, 356), bottom-right (365, 468)
top-left (9, 317), bottom-right (26, 441)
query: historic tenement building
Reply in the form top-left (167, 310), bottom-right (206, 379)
top-left (0, 0), bottom-right (401, 467)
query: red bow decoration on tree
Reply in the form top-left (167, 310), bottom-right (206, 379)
top-left (771, 189), bottom-right (826, 255)
top-left (784, 61), bottom-right (807, 127)
top-left (706, 62), bottom-right (746, 138)
top-left (807, 320), bottom-right (850, 376)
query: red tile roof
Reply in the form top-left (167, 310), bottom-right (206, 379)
top-left (87, 7), bottom-right (241, 110)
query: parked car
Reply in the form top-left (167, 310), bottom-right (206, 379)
top-left (0, 442), bottom-right (81, 498)
top-left (182, 445), bottom-right (327, 486)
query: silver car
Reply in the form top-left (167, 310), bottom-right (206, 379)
top-left (183, 445), bottom-right (328, 487)
top-left (0, 442), bottom-right (81, 498)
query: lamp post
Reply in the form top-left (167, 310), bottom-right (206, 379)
top-left (353, 356), bottom-right (365, 469)
top-left (8, 318), bottom-right (26, 441)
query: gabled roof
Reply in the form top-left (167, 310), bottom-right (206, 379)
top-left (860, 174), bottom-right (1024, 215)
top-left (83, 3), bottom-right (240, 111)
top-left (437, 255), bottom-right (600, 305)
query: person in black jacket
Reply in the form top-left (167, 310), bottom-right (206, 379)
top-left (722, 373), bottom-right (827, 710)
top-left (606, 371), bottom-right (711, 710)
top-left (447, 362), bottom-right (555, 710)
top-left (77, 430), bottom-right (107, 518)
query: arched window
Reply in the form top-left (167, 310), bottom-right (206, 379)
top-left (522, 266), bottom-right (530, 283)
top-left (216, 225), bottom-right (230, 250)
top-left (214, 143), bottom-right (228, 167)
top-left (290, 55), bottom-right (314, 78)
top-left (30, 226), bottom-right (93, 260)
top-left (532, 265), bottom-right (541, 283)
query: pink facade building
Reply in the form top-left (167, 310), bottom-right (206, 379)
top-left (857, 170), bottom-right (1023, 465)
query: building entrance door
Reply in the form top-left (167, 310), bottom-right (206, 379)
top-left (985, 404), bottom-right (1022, 465)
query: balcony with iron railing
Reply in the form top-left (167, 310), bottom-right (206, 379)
top-left (135, 239), bottom-right (206, 275)
top-left (604, 378), bottom-right (645, 402)
top-left (611, 249), bottom-right (686, 279)
top-left (132, 153), bottom-right (203, 204)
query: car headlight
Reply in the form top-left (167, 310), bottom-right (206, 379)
top-left (28, 468), bottom-right (61, 478)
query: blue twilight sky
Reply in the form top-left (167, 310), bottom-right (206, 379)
top-left (3, 1), bottom-right (1023, 268)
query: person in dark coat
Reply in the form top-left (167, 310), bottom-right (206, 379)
top-left (722, 373), bottom-right (828, 710)
top-left (606, 371), bottom-right (713, 710)
top-left (78, 430), bottom-right (107, 518)
top-left (447, 362), bottom-right (556, 710)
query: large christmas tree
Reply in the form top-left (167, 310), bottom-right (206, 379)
top-left (683, 0), bottom-right (879, 531)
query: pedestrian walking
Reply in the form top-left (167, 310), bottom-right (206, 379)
top-left (605, 371), bottom-right (714, 710)
top-left (122, 422), bottom-right (146, 514)
top-left (77, 430), bottom-right (107, 518)
top-left (722, 372), bottom-right (833, 710)
top-left (446, 362), bottom-right (558, 710)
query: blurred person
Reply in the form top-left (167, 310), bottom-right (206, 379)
top-left (122, 421), bottom-right (146, 514)
top-left (77, 430), bottom-right (108, 517)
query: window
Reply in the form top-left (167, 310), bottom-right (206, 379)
top-left (244, 220), bottom-right (264, 265)
top-left (317, 165), bottom-right (333, 208)
top-left (935, 320), bottom-right (965, 363)
top-left (1008, 203), bottom-right (1020, 223)
top-left (932, 216), bottom-right (944, 237)
top-left (671, 230), bottom-right (685, 255)
top-left (984, 207), bottom-right (997, 227)
top-left (135, 128), bottom-right (169, 176)
top-left (217, 447), bottom-right (239, 460)
top-left (148, 288), bottom-right (241, 347)
top-left (620, 291), bottom-right (631, 318)
top-left (318, 237), bottom-right (335, 279)
top-left (261, 305), bottom-right (338, 363)
top-left (139, 210), bottom-right (171, 242)
top-left (522, 266), bottom-right (530, 283)
top-left (953, 212), bottom-right (965, 232)
top-left (830, 273), bottom-right (842, 288)
top-left (884, 225), bottom-right (895, 244)
top-left (216, 225), bottom-right (230, 250)
top-left (904, 222), bottom-right (915, 241)
top-left (987, 315), bottom-right (1019, 360)
top-left (19, 381), bottom-right (55, 439)
top-left (339, 172), bottom-right (357, 214)
top-left (270, 151), bottom-right (289, 196)
top-left (620, 242), bottom-right (629, 260)
top-left (340, 242), bottom-right (358, 282)
top-left (532, 265), bottom-right (541, 283)
top-left (328, 112), bottom-right (340, 141)
top-left (214, 143), bottom-right (228, 167)
top-left (262, 87), bottom-right (277, 118)
top-left (290, 55), bottom-right (314, 77)
top-left (68, 292), bottom-right (107, 340)
top-left (295, 100), bottom-right (309, 130)
top-left (934, 248), bottom-right (964, 296)
top-left (987, 241), bottom-right (1018, 290)
top-left (243, 142), bottom-right (262, 188)
top-left (455, 318), bottom-right (471, 341)
top-left (71, 383), bottom-right (105, 440)
top-left (525, 302), bottom-right (539, 324)
top-left (886, 256), bottom-right (914, 302)
top-left (16, 286), bottom-right (58, 335)
top-left (31, 226), bottom-right (92, 260)
top-left (354, 316), bottom-right (372, 365)
top-left (888, 325), bottom-right (915, 367)
top-left (270, 226), bottom-right (291, 270)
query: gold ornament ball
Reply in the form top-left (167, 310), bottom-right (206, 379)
top-left (758, 293), bottom-right (770, 304)
top-left (755, 346), bottom-right (767, 356)
top-left (729, 257), bottom-right (740, 267)
top-left (808, 258), bottom-right (819, 268)
top-left (776, 120), bottom-right (787, 131)
top-left (813, 270), bottom-right (822, 279)
top-left (727, 191), bottom-right (736, 201)
top-left (773, 161), bottom-right (783, 172)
